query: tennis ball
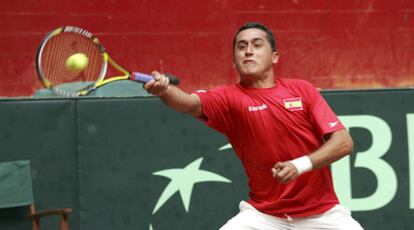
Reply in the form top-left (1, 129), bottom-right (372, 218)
top-left (65, 53), bottom-right (89, 71)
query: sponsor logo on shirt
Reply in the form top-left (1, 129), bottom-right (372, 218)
top-left (328, 121), bottom-right (339, 128)
top-left (283, 97), bottom-right (303, 111)
top-left (248, 104), bottom-right (268, 112)
top-left (196, 90), bottom-right (207, 93)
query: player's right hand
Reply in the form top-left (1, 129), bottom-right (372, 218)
top-left (271, 161), bottom-right (299, 184)
top-left (144, 71), bottom-right (170, 96)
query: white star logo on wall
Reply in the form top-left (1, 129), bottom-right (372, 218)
top-left (218, 143), bottom-right (232, 151)
top-left (151, 157), bottom-right (232, 214)
top-left (149, 145), bottom-right (234, 229)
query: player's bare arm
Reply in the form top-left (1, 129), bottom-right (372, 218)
top-left (272, 129), bottom-right (353, 184)
top-left (308, 129), bottom-right (354, 169)
top-left (144, 71), bottom-right (202, 117)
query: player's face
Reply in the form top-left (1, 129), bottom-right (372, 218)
top-left (233, 28), bottom-right (278, 78)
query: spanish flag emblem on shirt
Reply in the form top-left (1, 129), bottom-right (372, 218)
top-left (283, 97), bottom-right (303, 111)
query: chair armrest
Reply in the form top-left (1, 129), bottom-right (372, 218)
top-left (28, 208), bottom-right (72, 219)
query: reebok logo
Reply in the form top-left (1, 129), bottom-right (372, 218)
top-left (328, 121), bottom-right (339, 128)
top-left (248, 104), bottom-right (268, 112)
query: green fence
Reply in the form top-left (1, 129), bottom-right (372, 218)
top-left (0, 89), bottom-right (413, 229)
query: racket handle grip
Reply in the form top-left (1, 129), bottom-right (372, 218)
top-left (131, 72), bottom-right (180, 85)
top-left (131, 72), bottom-right (154, 83)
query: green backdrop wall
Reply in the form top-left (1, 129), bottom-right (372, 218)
top-left (0, 89), bottom-right (413, 229)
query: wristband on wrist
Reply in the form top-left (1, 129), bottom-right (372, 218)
top-left (290, 156), bottom-right (313, 175)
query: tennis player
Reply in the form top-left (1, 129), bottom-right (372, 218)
top-left (144, 22), bottom-right (363, 229)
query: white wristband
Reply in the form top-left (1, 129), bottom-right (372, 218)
top-left (290, 156), bottom-right (313, 175)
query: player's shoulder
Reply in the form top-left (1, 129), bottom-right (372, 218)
top-left (278, 78), bottom-right (319, 97)
top-left (196, 84), bottom-right (239, 95)
top-left (280, 78), bottom-right (318, 91)
top-left (278, 78), bottom-right (315, 89)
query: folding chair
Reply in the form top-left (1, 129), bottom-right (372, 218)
top-left (0, 160), bottom-right (72, 230)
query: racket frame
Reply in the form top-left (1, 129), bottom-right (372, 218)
top-left (36, 26), bottom-right (174, 97)
top-left (36, 26), bottom-right (115, 96)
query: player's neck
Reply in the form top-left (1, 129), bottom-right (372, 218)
top-left (240, 73), bottom-right (276, 88)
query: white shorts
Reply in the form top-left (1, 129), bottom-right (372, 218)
top-left (219, 201), bottom-right (364, 230)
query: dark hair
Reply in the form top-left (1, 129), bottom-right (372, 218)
top-left (233, 22), bottom-right (277, 52)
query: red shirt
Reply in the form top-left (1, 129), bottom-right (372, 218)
top-left (194, 78), bottom-right (345, 218)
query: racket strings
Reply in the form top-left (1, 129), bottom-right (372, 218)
top-left (39, 33), bottom-right (103, 87)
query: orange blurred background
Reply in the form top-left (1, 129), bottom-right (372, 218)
top-left (0, 0), bottom-right (413, 97)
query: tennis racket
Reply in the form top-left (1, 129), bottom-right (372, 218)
top-left (36, 26), bottom-right (179, 96)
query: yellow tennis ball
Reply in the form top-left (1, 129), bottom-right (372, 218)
top-left (65, 53), bottom-right (89, 71)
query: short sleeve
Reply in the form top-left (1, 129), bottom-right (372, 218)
top-left (193, 87), bottom-right (233, 134)
top-left (302, 81), bottom-right (345, 136)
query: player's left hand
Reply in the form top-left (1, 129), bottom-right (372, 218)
top-left (271, 161), bottom-right (299, 184)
